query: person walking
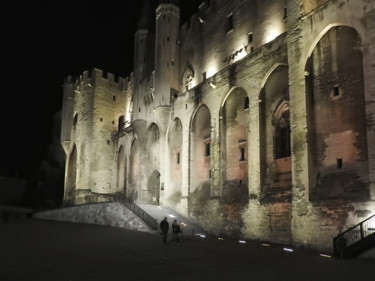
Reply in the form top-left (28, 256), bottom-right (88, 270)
top-left (160, 216), bottom-right (169, 244)
top-left (171, 219), bottom-right (182, 244)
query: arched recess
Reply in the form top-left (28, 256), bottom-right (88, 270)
top-left (166, 118), bottom-right (183, 204)
top-left (190, 105), bottom-right (211, 203)
top-left (142, 123), bottom-right (161, 204)
top-left (259, 64), bottom-right (291, 202)
top-left (65, 145), bottom-right (77, 200)
top-left (147, 170), bottom-right (161, 205)
top-left (219, 87), bottom-right (249, 203)
top-left (128, 139), bottom-right (139, 201)
top-left (117, 145), bottom-right (126, 192)
top-left (305, 25), bottom-right (369, 201)
top-left (181, 64), bottom-right (194, 92)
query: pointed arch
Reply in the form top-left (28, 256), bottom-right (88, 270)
top-left (219, 87), bottom-right (249, 203)
top-left (181, 63), bottom-right (194, 91)
top-left (166, 118), bottom-right (183, 204)
top-left (190, 104), bottom-right (212, 203)
top-left (305, 25), bottom-right (369, 201)
top-left (141, 123), bottom-right (161, 203)
top-left (259, 64), bottom-right (292, 199)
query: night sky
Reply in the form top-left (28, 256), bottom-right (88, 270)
top-left (3, 0), bottom-right (203, 178)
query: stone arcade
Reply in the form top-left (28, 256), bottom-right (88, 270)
top-left (60, 0), bottom-right (375, 251)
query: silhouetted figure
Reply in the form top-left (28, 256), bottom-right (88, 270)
top-left (171, 219), bottom-right (182, 244)
top-left (160, 216), bottom-right (169, 244)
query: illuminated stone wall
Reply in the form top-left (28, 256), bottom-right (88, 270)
top-left (61, 69), bottom-right (129, 199)
top-left (286, 0), bottom-right (375, 249)
top-left (61, 0), bottom-right (375, 251)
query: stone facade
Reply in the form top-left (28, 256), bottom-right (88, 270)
top-left (60, 0), bottom-right (375, 252)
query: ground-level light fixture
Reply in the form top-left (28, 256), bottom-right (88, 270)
top-left (209, 81), bottom-right (216, 88)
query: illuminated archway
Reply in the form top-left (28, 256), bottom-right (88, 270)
top-left (219, 87), bottom-right (249, 203)
top-left (259, 64), bottom-right (291, 202)
top-left (141, 123), bottom-right (161, 204)
top-left (305, 25), bottom-right (369, 201)
top-left (166, 118), bottom-right (183, 204)
top-left (190, 105), bottom-right (211, 203)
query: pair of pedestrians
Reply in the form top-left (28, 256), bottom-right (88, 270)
top-left (160, 217), bottom-right (182, 244)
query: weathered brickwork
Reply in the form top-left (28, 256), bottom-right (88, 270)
top-left (60, 0), bottom-right (375, 252)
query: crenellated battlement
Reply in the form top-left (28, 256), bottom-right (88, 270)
top-left (156, 3), bottom-right (180, 19)
top-left (64, 68), bottom-right (132, 92)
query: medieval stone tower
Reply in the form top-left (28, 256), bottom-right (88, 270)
top-left (60, 0), bottom-right (375, 252)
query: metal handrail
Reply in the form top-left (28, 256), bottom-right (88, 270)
top-left (114, 193), bottom-right (158, 230)
top-left (333, 214), bottom-right (375, 258)
top-left (63, 194), bottom-right (115, 206)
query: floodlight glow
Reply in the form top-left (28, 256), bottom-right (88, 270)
top-left (262, 243), bottom-right (270, 247)
top-left (263, 22), bottom-right (284, 44)
top-left (200, 234), bottom-right (206, 238)
top-left (239, 240), bottom-right (246, 244)
top-left (283, 248), bottom-right (293, 252)
top-left (218, 237), bottom-right (224, 240)
top-left (320, 254), bottom-right (332, 258)
top-left (168, 214), bottom-right (176, 218)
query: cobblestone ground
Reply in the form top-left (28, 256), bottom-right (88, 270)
top-left (0, 217), bottom-right (374, 281)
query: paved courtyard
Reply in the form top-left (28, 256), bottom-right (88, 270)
top-left (0, 217), bottom-right (374, 281)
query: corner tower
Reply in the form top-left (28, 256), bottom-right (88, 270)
top-left (154, 0), bottom-right (181, 106)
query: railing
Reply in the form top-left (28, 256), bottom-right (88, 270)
top-left (62, 193), bottom-right (158, 231)
top-left (333, 214), bottom-right (375, 258)
top-left (113, 193), bottom-right (158, 230)
top-left (63, 194), bottom-right (115, 206)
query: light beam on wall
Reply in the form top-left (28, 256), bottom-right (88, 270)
top-left (264, 22), bottom-right (284, 44)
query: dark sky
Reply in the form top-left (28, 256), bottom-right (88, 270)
top-left (3, 0), bottom-right (203, 178)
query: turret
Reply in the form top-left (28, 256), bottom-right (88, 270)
top-left (133, 0), bottom-right (155, 120)
top-left (154, 0), bottom-right (181, 106)
top-left (134, 0), bottom-right (155, 83)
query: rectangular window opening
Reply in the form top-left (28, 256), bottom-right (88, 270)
top-left (248, 32), bottom-right (253, 43)
top-left (333, 85), bottom-right (340, 96)
top-left (226, 14), bottom-right (234, 33)
top-left (244, 96), bottom-right (249, 109)
top-left (282, 8), bottom-right (287, 22)
top-left (205, 143), bottom-right (210, 157)
top-left (337, 158), bottom-right (343, 169)
top-left (240, 147), bottom-right (245, 161)
top-left (177, 152), bottom-right (180, 164)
